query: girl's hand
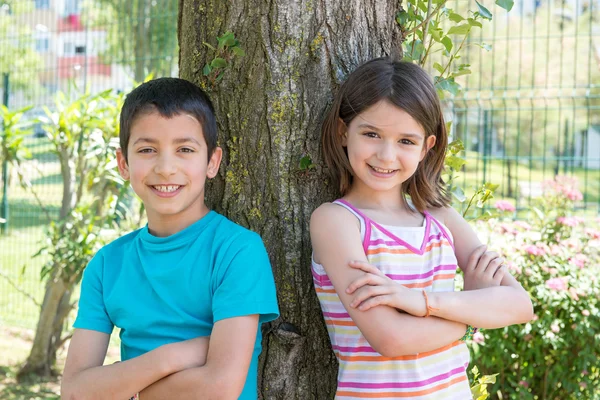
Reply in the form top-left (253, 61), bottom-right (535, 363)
top-left (346, 261), bottom-right (425, 316)
top-left (463, 245), bottom-right (507, 291)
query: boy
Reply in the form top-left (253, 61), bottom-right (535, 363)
top-left (61, 78), bottom-right (279, 400)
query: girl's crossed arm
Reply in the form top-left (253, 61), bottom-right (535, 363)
top-left (311, 204), bottom-right (467, 358)
top-left (346, 207), bottom-right (533, 329)
top-left (61, 329), bottom-right (209, 400)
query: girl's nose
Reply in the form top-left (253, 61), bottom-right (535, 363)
top-left (377, 142), bottom-right (396, 162)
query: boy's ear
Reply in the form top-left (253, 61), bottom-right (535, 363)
top-left (420, 135), bottom-right (437, 161)
top-left (206, 147), bottom-right (223, 179)
top-left (338, 118), bottom-right (348, 146)
top-left (116, 149), bottom-right (130, 180)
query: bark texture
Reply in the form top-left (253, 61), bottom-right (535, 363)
top-left (179, 1), bottom-right (402, 398)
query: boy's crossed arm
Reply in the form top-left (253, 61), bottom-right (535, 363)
top-left (140, 314), bottom-right (259, 400)
top-left (62, 315), bottom-right (257, 400)
top-left (61, 329), bottom-right (209, 400)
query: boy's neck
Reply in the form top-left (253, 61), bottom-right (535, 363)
top-left (146, 204), bottom-right (211, 237)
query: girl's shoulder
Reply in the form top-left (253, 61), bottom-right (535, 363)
top-left (424, 205), bottom-right (455, 226)
top-left (310, 202), bottom-right (361, 232)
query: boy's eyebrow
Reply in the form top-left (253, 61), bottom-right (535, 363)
top-left (357, 124), bottom-right (423, 139)
top-left (132, 137), bottom-right (202, 145)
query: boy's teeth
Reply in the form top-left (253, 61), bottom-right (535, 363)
top-left (154, 185), bottom-right (180, 192)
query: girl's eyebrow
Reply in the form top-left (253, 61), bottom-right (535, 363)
top-left (357, 124), bottom-right (423, 139)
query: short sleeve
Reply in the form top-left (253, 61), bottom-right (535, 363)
top-left (73, 250), bottom-right (114, 334)
top-left (212, 232), bottom-right (279, 324)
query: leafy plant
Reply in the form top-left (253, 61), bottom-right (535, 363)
top-left (202, 31), bottom-right (246, 89)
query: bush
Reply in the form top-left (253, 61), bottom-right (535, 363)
top-left (472, 176), bottom-right (600, 399)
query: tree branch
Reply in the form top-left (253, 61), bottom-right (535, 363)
top-left (0, 267), bottom-right (41, 307)
top-left (403, 0), bottom-right (448, 40)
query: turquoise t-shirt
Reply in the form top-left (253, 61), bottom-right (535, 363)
top-left (73, 211), bottom-right (279, 399)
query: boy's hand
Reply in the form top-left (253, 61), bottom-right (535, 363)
top-left (346, 261), bottom-right (425, 317)
top-left (463, 245), bottom-right (506, 291)
top-left (164, 336), bottom-right (210, 372)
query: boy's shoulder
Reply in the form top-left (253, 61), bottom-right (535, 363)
top-left (96, 227), bottom-right (144, 257)
top-left (208, 211), bottom-right (263, 246)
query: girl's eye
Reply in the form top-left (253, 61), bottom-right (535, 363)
top-left (400, 139), bottom-right (415, 145)
top-left (364, 131), bottom-right (379, 138)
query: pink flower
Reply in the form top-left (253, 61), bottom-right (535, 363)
top-left (519, 380), bottom-right (529, 388)
top-left (557, 216), bottom-right (579, 227)
top-left (514, 221), bottom-right (532, 230)
top-left (525, 268), bottom-right (534, 276)
top-left (570, 254), bottom-right (588, 269)
top-left (582, 310), bottom-right (590, 317)
top-left (550, 245), bottom-right (563, 256)
top-left (551, 323), bottom-right (560, 333)
top-left (498, 223), bottom-right (518, 235)
top-left (585, 229), bottom-right (600, 240)
top-left (565, 189), bottom-right (583, 201)
top-left (580, 382), bottom-right (588, 389)
top-left (569, 287), bottom-right (579, 301)
top-left (495, 200), bottom-right (516, 212)
top-left (507, 261), bottom-right (522, 275)
top-left (472, 331), bottom-right (485, 344)
top-left (582, 370), bottom-right (589, 376)
top-left (532, 314), bottom-right (539, 321)
top-left (525, 245), bottom-right (545, 256)
top-left (546, 277), bottom-right (569, 291)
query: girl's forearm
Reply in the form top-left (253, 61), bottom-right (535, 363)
top-left (428, 287), bottom-right (533, 328)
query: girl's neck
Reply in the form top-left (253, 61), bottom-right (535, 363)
top-left (344, 184), bottom-right (409, 213)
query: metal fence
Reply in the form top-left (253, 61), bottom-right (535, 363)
top-left (0, 0), bottom-right (598, 330)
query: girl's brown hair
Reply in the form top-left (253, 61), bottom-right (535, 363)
top-left (321, 57), bottom-right (450, 212)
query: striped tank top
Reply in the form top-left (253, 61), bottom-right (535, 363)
top-left (312, 199), bottom-right (472, 399)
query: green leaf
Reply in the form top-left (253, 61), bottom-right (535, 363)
top-left (446, 155), bottom-right (467, 170)
top-left (202, 64), bottom-right (212, 76)
top-left (452, 68), bottom-right (472, 77)
top-left (435, 76), bottom-right (461, 96)
top-left (477, 43), bottom-right (492, 51)
top-left (448, 12), bottom-right (465, 22)
top-left (232, 46), bottom-right (246, 57)
top-left (299, 155), bottom-right (315, 170)
top-left (433, 62), bottom-right (445, 74)
top-left (210, 57), bottom-right (228, 68)
top-left (452, 186), bottom-right (467, 202)
top-left (403, 40), bottom-right (425, 61)
top-left (495, 0), bottom-right (514, 11)
top-left (468, 18), bottom-right (483, 28)
top-left (441, 36), bottom-right (453, 52)
top-left (447, 24), bottom-right (471, 35)
top-left (475, 0), bottom-right (493, 19)
top-left (396, 10), bottom-right (410, 26)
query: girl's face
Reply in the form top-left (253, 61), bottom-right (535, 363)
top-left (342, 100), bottom-right (436, 197)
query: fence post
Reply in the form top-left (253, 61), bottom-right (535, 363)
top-left (1, 73), bottom-right (9, 235)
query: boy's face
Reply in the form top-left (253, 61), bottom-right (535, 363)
top-left (117, 111), bottom-right (222, 236)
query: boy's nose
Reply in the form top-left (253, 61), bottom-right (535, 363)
top-left (153, 155), bottom-right (178, 177)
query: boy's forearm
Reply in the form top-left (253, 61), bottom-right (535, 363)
top-left (61, 345), bottom-right (177, 400)
top-left (428, 287), bottom-right (533, 328)
top-left (140, 366), bottom-right (240, 400)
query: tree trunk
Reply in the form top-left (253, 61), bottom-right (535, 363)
top-left (179, 1), bottom-right (402, 398)
top-left (17, 277), bottom-right (69, 378)
top-left (19, 149), bottom-right (76, 379)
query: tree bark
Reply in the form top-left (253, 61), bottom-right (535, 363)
top-left (179, 1), bottom-right (402, 398)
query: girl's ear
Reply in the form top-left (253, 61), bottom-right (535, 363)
top-left (420, 135), bottom-right (437, 161)
top-left (338, 118), bottom-right (348, 146)
top-left (116, 148), bottom-right (130, 180)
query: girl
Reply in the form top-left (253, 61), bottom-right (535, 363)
top-left (310, 58), bottom-right (533, 399)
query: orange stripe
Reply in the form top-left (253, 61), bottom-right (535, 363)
top-left (315, 287), bottom-right (336, 294)
top-left (336, 375), bottom-right (468, 398)
top-left (326, 320), bottom-right (355, 326)
top-left (367, 241), bottom-right (449, 255)
top-left (337, 341), bottom-right (462, 361)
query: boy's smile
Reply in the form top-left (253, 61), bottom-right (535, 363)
top-left (117, 111), bottom-right (222, 237)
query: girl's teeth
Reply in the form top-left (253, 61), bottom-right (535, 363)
top-left (372, 167), bottom-right (394, 173)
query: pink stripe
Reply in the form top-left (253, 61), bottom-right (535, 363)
top-left (332, 344), bottom-right (377, 353)
top-left (323, 311), bottom-right (351, 318)
top-left (430, 216), bottom-right (455, 251)
top-left (386, 264), bottom-right (457, 280)
top-left (337, 366), bottom-right (466, 389)
top-left (369, 232), bottom-right (445, 247)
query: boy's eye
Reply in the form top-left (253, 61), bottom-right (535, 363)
top-left (179, 147), bottom-right (195, 153)
top-left (138, 148), bottom-right (155, 153)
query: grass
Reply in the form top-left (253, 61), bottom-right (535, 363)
top-left (0, 326), bottom-right (120, 400)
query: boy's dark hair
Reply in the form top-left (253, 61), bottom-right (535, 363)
top-left (321, 58), bottom-right (450, 212)
top-left (119, 77), bottom-right (218, 161)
